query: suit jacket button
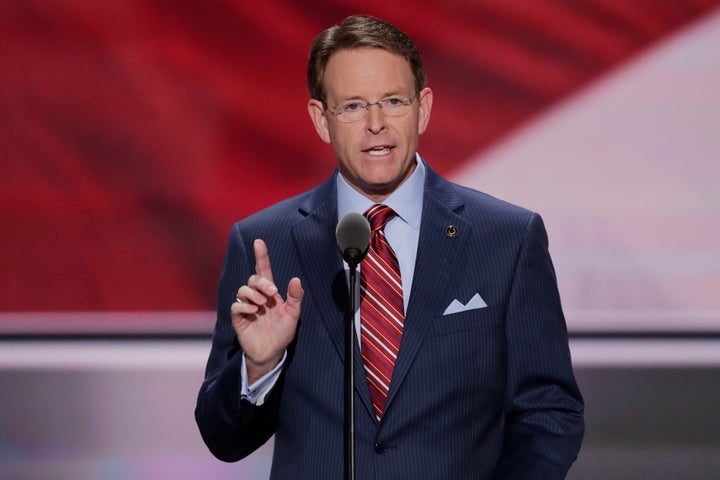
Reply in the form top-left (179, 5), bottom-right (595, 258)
top-left (374, 442), bottom-right (387, 454)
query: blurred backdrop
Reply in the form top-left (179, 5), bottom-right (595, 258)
top-left (1, 1), bottom-right (719, 479)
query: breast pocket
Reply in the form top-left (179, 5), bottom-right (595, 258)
top-left (432, 305), bottom-right (501, 335)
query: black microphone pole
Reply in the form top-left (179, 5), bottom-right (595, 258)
top-left (345, 257), bottom-right (359, 480)
top-left (336, 213), bottom-right (370, 480)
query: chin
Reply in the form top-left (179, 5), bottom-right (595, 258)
top-left (362, 179), bottom-right (401, 196)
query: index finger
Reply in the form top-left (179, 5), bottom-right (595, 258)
top-left (253, 239), bottom-right (275, 283)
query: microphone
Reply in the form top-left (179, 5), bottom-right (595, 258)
top-left (336, 211), bottom-right (370, 480)
top-left (336, 212), bottom-right (371, 267)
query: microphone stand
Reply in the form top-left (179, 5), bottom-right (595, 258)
top-left (345, 258), bottom-right (359, 480)
top-left (336, 212), bottom-right (370, 480)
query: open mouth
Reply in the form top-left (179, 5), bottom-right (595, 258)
top-left (364, 146), bottom-right (393, 156)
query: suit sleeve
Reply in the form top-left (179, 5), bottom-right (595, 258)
top-left (194, 223), bottom-right (284, 462)
top-left (492, 213), bottom-right (585, 480)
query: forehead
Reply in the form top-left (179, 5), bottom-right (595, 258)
top-left (323, 47), bottom-right (414, 99)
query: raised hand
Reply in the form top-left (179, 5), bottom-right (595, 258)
top-left (232, 239), bottom-right (304, 383)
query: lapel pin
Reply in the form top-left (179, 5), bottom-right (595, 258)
top-left (445, 225), bottom-right (458, 238)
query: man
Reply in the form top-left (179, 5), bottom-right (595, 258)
top-left (196, 15), bottom-right (584, 479)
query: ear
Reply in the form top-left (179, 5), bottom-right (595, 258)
top-left (417, 87), bottom-right (433, 135)
top-left (307, 99), bottom-right (331, 144)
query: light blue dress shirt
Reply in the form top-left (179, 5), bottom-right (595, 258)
top-left (337, 154), bottom-right (425, 335)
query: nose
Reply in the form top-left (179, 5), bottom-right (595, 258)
top-left (364, 102), bottom-right (386, 134)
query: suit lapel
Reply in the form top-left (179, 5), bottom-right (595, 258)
top-left (383, 168), bottom-right (471, 416)
top-left (292, 177), bottom-right (344, 359)
top-left (291, 174), bottom-right (376, 418)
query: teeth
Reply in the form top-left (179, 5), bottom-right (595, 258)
top-left (367, 147), bottom-right (390, 156)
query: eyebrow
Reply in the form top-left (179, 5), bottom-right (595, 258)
top-left (335, 89), bottom-right (411, 103)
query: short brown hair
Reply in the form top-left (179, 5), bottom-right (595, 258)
top-left (307, 15), bottom-right (426, 104)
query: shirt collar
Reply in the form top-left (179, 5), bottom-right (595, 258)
top-left (337, 153), bottom-right (425, 231)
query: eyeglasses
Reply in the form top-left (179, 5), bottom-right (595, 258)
top-left (327, 95), bottom-right (417, 123)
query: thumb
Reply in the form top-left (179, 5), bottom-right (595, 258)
top-left (285, 277), bottom-right (304, 317)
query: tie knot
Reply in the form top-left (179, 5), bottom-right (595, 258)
top-left (364, 204), bottom-right (397, 232)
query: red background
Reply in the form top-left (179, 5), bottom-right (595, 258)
top-left (2, 0), bottom-right (718, 317)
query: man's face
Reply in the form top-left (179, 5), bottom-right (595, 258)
top-left (308, 48), bottom-right (433, 202)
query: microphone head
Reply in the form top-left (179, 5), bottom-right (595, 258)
top-left (336, 212), bottom-right (371, 266)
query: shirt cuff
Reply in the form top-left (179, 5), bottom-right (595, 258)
top-left (240, 350), bottom-right (286, 406)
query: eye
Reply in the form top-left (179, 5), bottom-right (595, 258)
top-left (386, 97), bottom-right (403, 106)
top-left (343, 102), bottom-right (363, 112)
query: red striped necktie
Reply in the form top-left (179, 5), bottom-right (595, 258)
top-left (360, 204), bottom-right (404, 420)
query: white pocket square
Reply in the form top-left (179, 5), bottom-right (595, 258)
top-left (442, 293), bottom-right (488, 315)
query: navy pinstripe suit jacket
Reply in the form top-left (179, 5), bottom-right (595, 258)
top-left (196, 164), bottom-right (584, 479)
